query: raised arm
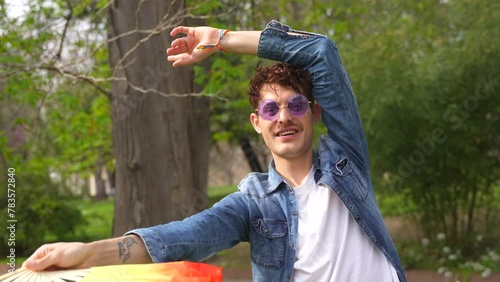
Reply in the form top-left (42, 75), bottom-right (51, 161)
top-left (23, 235), bottom-right (152, 271)
top-left (168, 21), bottom-right (370, 171)
top-left (257, 21), bottom-right (370, 171)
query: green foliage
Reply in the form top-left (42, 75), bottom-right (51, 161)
top-left (1, 0), bottom-right (113, 178)
top-left (194, 55), bottom-right (260, 144)
top-left (377, 193), bottom-right (418, 217)
top-left (207, 185), bottom-right (238, 206)
top-left (43, 197), bottom-right (115, 242)
top-left (396, 232), bottom-right (499, 279)
top-left (0, 0), bottom-right (113, 255)
top-left (0, 157), bottom-right (86, 256)
top-left (44, 85), bottom-right (113, 176)
top-left (352, 0), bottom-right (499, 247)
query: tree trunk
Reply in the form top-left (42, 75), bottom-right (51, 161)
top-left (93, 162), bottom-right (108, 201)
top-left (108, 0), bottom-right (210, 236)
top-left (239, 137), bottom-right (264, 172)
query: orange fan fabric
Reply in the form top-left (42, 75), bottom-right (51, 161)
top-left (0, 261), bottom-right (223, 282)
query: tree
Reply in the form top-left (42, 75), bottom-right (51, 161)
top-left (336, 0), bottom-right (500, 249)
top-left (1, 0), bottom-right (211, 239)
top-left (107, 1), bottom-right (210, 236)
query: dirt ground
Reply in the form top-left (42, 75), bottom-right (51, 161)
top-left (222, 268), bottom-right (499, 282)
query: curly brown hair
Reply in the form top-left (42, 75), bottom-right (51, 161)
top-left (248, 62), bottom-right (314, 109)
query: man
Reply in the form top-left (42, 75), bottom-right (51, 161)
top-left (24, 21), bottom-right (406, 281)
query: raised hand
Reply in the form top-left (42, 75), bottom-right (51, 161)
top-left (167, 26), bottom-right (222, 67)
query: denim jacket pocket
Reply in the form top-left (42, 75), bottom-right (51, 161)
top-left (250, 218), bottom-right (287, 268)
top-left (333, 156), bottom-right (369, 201)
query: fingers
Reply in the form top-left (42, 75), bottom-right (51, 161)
top-left (170, 37), bottom-right (187, 48)
top-left (25, 254), bottom-right (56, 271)
top-left (167, 54), bottom-right (190, 67)
top-left (167, 37), bottom-right (197, 67)
top-left (170, 26), bottom-right (191, 37)
top-left (168, 28), bottom-right (191, 66)
top-left (23, 245), bottom-right (59, 271)
top-left (22, 258), bottom-right (36, 270)
top-left (167, 38), bottom-right (189, 56)
top-left (23, 247), bottom-right (45, 269)
top-left (167, 26), bottom-right (217, 67)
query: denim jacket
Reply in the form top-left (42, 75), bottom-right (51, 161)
top-left (127, 21), bottom-right (406, 282)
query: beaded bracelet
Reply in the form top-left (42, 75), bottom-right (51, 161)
top-left (196, 29), bottom-right (230, 53)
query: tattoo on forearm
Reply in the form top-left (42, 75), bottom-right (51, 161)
top-left (117, 237), bottom-right (138, 263)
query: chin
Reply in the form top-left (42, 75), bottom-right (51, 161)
top-left (273, 149), bottom-right (305, 159)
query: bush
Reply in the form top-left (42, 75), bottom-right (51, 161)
top-left (397, 232), bottom-right (499, 279)
top-left (0, 170), bottom-right (86, 256)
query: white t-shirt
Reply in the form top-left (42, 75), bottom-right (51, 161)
top-left (292, 168), bottom-right (400, 282)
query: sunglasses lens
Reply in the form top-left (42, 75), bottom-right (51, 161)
top-left (288, 95), bottom-right (309, 116)
top-left (256, 94), bottom-right (310, 120)
top-left (258, 100), bottom-right (280, 120)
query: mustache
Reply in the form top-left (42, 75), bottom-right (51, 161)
top-left (274, 122), bottom-right (300, 131)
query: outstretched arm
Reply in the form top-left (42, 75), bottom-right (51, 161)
top-left (22, 235), bottom-right (152, 271)
top-left (167, 26), bottom-right (260, 67)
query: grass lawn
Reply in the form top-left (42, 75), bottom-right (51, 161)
top-left (42, 197), bottom-right (115, 243)
top-left (38, 186), bottom-right (240, 245)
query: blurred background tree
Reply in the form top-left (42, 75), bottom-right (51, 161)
top-left (0, 0), bottom-right (211, 251)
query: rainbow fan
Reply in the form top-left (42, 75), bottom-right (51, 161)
top-left (0, 261), bottom-right (222, 282)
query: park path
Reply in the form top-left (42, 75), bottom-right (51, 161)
top-left (222, 268), bottom-right (500, 282)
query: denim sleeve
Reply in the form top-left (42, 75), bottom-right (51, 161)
top-left (124, 192), bottom-right (249, 263)
top-left (257, 20), bottom-right (370, 172)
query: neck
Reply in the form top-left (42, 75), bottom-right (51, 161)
top-left (273, 152), bottom-right (314, 187)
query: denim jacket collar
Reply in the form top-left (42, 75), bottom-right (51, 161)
top-left (267, 159), bottom-right (286, 194)
top-left (266, 152), bottom-right (323, 194)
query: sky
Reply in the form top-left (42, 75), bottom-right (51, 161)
top-left (5, 0), bottom-right (28, 18)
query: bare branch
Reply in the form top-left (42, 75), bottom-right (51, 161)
top-left (126, 81), bottom-right (228, 102)
top-left (40, 65), bottom-right (111, 98)
top-left (94, 0), bottom-right (115, 19)
top-left (74, 2), bottom-right (216, 70)
top-left (111, 4), bottom-right (188, 77)
top-left (1, 1), bottom-right (234, 104)
top-left (55, 0), bottom-right (74, 61)
top-left (2, 62), bottom-right (227, 103)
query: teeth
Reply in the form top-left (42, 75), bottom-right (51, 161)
top-left (279, 130), bottom-right (296, 136)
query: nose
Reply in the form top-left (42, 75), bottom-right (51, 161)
top-left (276, 105), bottom-right (292, 123)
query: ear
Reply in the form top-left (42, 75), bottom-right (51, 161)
top-left (250, 113), bottom-right (262, 134)
top-left (312, 104), bottom-right (321, 124)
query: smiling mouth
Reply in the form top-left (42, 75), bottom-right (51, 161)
top-left (277, 130), bottom-right (298, 137)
